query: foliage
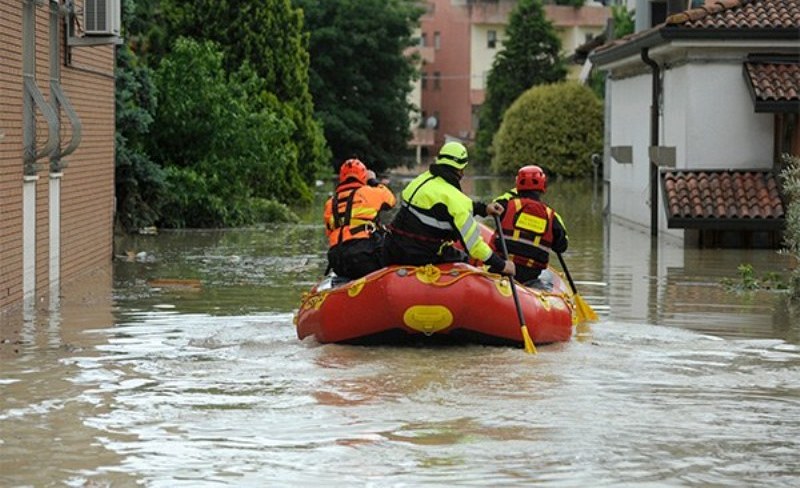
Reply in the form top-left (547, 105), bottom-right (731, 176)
top-left (154, 0), bottom-right (329, 183)
top-left (151, 38), bottom-right (309, 228)
top-left (491, 82), bottom-right (603, 177)
top-left (611, 4), bottom-right (635, 40)
top-left (589, 5), bottom-right (635, 99)
top-left (780, 153), bottom-right (800, 300)
top-left (720, 264), bottom-right (788, 293)
top-left (114, 0), bottom-right (167, 233)
top-left (295, 0), bottom-right (423, 174)
top-left (474, 0), bottom-right (567, 168)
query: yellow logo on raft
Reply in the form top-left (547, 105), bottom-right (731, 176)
top-left (403, 305), bottom-right (453, 335)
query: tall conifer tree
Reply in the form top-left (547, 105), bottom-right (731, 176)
top-left (474, 0), bottom-right (566, 168)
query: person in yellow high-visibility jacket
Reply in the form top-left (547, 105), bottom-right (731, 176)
top-left (324, 158), bottom-right (396, 279)
top-left (383, 142), bottom-right (514, 276)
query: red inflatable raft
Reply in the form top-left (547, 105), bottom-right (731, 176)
top-left (295, 262), bottom-right (576, 347)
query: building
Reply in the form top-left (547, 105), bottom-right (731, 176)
top-left (1, 0), bottom-right (119, 312)
top-left (590, 0), bottom-right (799, 248)
top-left (413, 0), bottom-right (610, 156)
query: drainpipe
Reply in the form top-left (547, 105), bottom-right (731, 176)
top-left (22, 0), bottom-right (60, 302)
top-left (23, 0), bottom-right (59, 174)
top-left (50, 0), bottom-right (82, 172)
top-left (641, 47), bottom-right (660, 238)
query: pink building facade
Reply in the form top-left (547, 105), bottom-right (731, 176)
top-left (416, 0), bottom-right (608, 157)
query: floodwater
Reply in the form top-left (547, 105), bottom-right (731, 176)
top-left (1, 177), bottom-right (799, 487)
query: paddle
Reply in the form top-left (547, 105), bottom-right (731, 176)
top-left (556, 252), bottom-right (598, 323)
top-left (493, 215), bottom-right (536, 354)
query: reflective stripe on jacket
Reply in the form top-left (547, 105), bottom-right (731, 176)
top-left (391, 170), bottom-right (493, 262)
top-left (324, 181), bottom-right (396, 248)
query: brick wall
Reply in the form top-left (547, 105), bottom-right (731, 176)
top-left (0, 1), bottom-right (24, 307)
top-left (0, 0), bottom-right (115, 312)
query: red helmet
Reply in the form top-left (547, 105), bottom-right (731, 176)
top-left (339, 158), bottom-right (368, 184)
top-left (516, 165), bottom-right (547, 192)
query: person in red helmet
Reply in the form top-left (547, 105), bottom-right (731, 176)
top-left (323, 158), bottom-right (396, 280)
top-left (492, 165), bottom-right (568, 288)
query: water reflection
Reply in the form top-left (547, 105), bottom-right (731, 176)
top-left (604, 215), bottom-right (796, 342)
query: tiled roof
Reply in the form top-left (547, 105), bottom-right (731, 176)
top-left (661, 169), bottom-right (785, 229)
top-left (591, 0), bottom-right (800, 63)
top-left (744, 57), bottom-right (800, 111)
top-left (665, 0), bottom-right (800, 30)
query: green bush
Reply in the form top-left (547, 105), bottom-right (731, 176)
top-left (780, 153), bottom-right (800, 301)
top-left (491, 82), bottom-right (603, 177)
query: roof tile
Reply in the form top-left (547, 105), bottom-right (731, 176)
top-left (744, 60), bottom-right (800, 102)
top-left (661, 170), bottom-right (785, 225)
top-left (667, 0), bottom-right (800, 30)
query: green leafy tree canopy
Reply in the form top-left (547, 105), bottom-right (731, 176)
top-left (152, 38), bottom-right (304, 228)
top-left (115, 0), bottom-right (166, 233)
top-left (130, 0), bottom-right (330, 185)
top-left (296, 0), bottom-right (423, 173)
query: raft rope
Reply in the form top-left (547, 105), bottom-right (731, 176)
top-left (300, 264), bottom-right (576, 318)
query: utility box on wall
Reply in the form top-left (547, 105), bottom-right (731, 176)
top-left (83, 0), bottom-right (120, 36)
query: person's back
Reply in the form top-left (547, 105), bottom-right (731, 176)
top-left (324, 159), bottom-right (396, 280)
top-left (492, 165), bottom-right (568, 287)
top-left (384, 142), bottom-right (514, 276)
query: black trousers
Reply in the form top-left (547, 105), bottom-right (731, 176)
top-left (327, 234), bottom-right (385, 280)
top-left (382, 233), bottom-right (467, 267)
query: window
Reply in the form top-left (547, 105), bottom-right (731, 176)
top-left (434, 31), bottom-right (441, 50)
top-left (420, 33), bottom-right (427, 47)
top-left (487, 30), bottom-right (497, 49)
top-left (421, 72), bottom-right (427, 90)
top-left (433, 71), bottom-right (441, 90)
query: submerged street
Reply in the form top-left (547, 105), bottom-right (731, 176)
top-left (1, 178), bottom-right (798, 486)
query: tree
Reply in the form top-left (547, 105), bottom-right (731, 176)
top-left (130, 0), bottom-right (330, 185)
top-left (492, 82), bottom-right (603, 178)
top-left (115, 0), bottom-right (166, 233)
top-left (152, 38), bottom-right (303, 228)
top-left (589, 5), bottom-right (635, 99)
top-left (295, 0), bottom-right (423, 173)
top-left (474, 0), bottom-right (566, 168)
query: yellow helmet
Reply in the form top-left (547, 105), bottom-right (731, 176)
top-left (435, 142), bottom-right (469, 170)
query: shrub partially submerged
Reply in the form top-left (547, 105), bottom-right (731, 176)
top-left (780, 153), bottom-right (800, 301)
top-left (491, 82), bottom-right (603, 178)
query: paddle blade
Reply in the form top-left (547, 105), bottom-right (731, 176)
top-left (521, 325), bottom-right (537, 354)
top-left (574, 293), bottom-right (598, 323)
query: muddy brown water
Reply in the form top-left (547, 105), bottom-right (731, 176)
top-left (1, 177), bottom-right (798, 487)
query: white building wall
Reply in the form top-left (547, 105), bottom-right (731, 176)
top-left (608, 75), bottom-right (653, 227)
top-left (671, 62), bottom-right (773, 169)
top-left (470, 24), bottom-right (505, 91)
top-left (607, 57), bottom-right (775, 238)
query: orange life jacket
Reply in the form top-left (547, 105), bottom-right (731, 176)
top-left (497, 196), bottom-right (555, 269)
top-left (324, 181), bottom-right (396, 248)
